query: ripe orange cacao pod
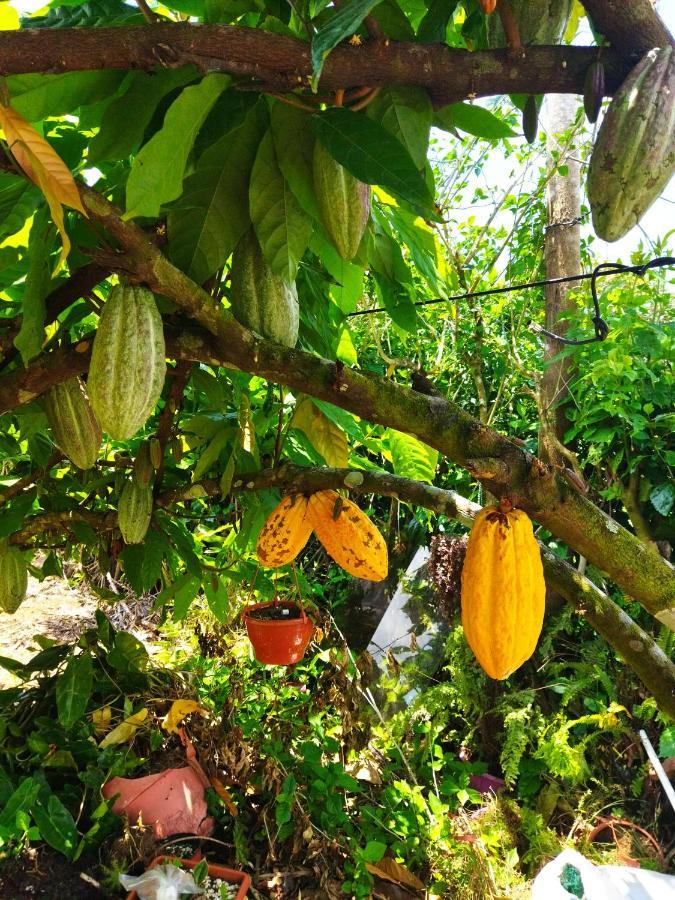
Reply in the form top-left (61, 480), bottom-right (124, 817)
top-left (256, 495), bottom-right (312, 567)
top-left (460, 503), bottom-right (545, 680)
top-left (307, 490), bottom-right (387, 582)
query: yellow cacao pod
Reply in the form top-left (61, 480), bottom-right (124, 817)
top-left (307, 490), bottom-right (387, 582)
top-left (256, 495), bottom-right (312, 567)
top-left (461, 504), bottom-right (545, 680)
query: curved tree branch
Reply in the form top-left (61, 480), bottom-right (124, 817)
top-left (13, 462), bottom-right (675, 716)
top-left (0, 25), bottom-right (633, 105)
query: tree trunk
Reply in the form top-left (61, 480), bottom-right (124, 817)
top-left (539, 93), bottom-right (581, 468)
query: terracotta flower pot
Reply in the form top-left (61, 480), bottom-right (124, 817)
top-left (103, 731), bottom-right (214, 838)
top-left (126, 854), bottom-right (251, 900)
top-left (243, 600), bottom-right (313, 665)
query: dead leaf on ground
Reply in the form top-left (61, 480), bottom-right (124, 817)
top-left (162, 698), bottom-right (208, 734)
top-left (366, 857), bottom-right (425, 893)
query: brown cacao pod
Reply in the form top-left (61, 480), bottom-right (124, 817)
top-left (307, 490), bottom-right (387, 582)
top-left (313, 139), bottom-right (371, 262)
top-left (257, 495), bottom-right (312, 567)
top-left (118, 477), bottom-right (153, 544)
top-left (134, 441), bottom-right (154, 487)
top-left (0, 542), bottom-right (28, 614)
top-left (588, 47), bottom-right (675, 242)
top-left (230, 230), bottom-right (299, 347)
top-left (88, 284), bottom-right (166, 440)
top-left (522, 96), bottom-right (539, 144)
top-left (43, 376), bottom-right (101, 470)
top-left (460, 503), bottom-right (545, 680)
top-left (583, 61), bottom-right (605, 125)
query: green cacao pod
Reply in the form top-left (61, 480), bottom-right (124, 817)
top-left (43, 376), bottom-right (101, 470)
top-left (588, 47), bottom-right (675, 242)
top-left (230, 230), bottom-right (299, 347)
top-left (313, 139), bottom-right (370, 261)
top-left (0, 543), bottom-right (28, 614)
top-left (149, 439), bottom-right (162, 470)
top-left (486, 0), bottom-right (572, 47)
top-left (88, 284), bottom-right (166, 440)
top-left (583, 61), bottom-right (605, 125)
top-left (118, 477), bottom-right (153, 544)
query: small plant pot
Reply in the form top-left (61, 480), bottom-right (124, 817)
top-left (243, 600), bottom-right (314, 665)
top-left (126, 854), bottom-right (251, 899)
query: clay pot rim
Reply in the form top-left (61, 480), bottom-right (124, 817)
top-left (243, 599), bottom-right (310, 624)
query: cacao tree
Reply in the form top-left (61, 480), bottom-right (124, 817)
top-left (0, 0), bottom-right (673, 712)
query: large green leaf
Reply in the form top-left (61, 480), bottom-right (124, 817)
top-left (310, 233), bottom-right (364, 315)
top-left (375, 276), bottom-right (417, 332)
top-left (434, 103), bottom-right (516, 140)
top-left (311, 109), bottom-right (439, 219)
top-left (270, 101), bottom-right (319, 220)
top-left (311, 0), bottom-right (379, 85)
top-left (0, 174), bottom-right (38, 242)
top-left (14, 212), bottom-right (55, 366)
top-left (125, 73), bottom-right (230, 220)
top-left (168, 101), bottom-right (266, 284)
top-left (55, 652), bottom-right (93, 730)
top-left (387, 429), bottom-right (438, 483)
top-left (88, 67), bottom-right (197, 164)
top-left (249, 129), bottom-right (312, 281)
top-left (31, 791), bottom-right (79, 860)
top-left (367, 86), bottom-right (433, 170)
top-left (7, 71), bottom-right (124, 121)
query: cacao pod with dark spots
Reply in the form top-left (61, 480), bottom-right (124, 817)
top-left (588, 47), bottom-right (675, 242)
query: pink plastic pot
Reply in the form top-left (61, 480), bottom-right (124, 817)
top-left (243, 600), bottom-right (314, 665)
top-left (102, 731), bottom-right (214, 838)
top-left (126, 855), bottom-right (251, 900)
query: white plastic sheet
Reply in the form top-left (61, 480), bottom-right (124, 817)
top-left (119, 864), bottom-right (203, 900)
top-left (532, 848), bottom-right (675, 899)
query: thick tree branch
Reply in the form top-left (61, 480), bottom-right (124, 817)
top-left (15, 463), bottom-right (675, 716)
top-left (0, 25), bottom-right (632, 104)
top-left (2, 182), bottom-right (673, 621)
top-left (580, 0), bottom-right (673, 60)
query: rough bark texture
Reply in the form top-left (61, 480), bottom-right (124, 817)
top-left (539, 94), bottom-right (581, 466)
top-left (580, 0), bottom-right (674, 59)
top-left (0, 25), bottom-right (632, 104)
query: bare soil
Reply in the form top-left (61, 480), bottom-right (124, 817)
top-left (0, 574), bottom-right (97, 683)
top-left (0, 846), bottom-right (106, 899)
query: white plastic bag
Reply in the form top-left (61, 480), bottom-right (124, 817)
top-left (119, 863), bottom-right (203, 900)
top-left (532, 848), bottom-right (675, 899)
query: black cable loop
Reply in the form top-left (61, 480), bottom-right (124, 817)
top-left (347, 256), bottom-right (675, 348)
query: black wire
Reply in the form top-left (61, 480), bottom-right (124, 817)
top-left (347, 256), bottom-right (675, 347)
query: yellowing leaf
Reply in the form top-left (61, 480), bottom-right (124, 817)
top-left (162, 699), bottom-right (208, 734)
top-left (92, 706), bottom-right (112, 736)
top-left (0, 103), bottom-right (85, 271)
top-left (366, 858), bottom-right (425, 892)
top-left (0, 5), bottom-right (19, 29)
top-left (98, 708), bottom-right (148, 749)
top-left (291, 398), bottom-right (349, 469)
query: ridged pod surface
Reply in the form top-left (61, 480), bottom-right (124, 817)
top-left (230, 230), bottom-right (299, 348)
top-left (43, 376), bottom-right (101, 470)
top-left (307, 490), bottom-right (387, 582)
top-left (88, 284), bottom-right (166, 440)
top-left (486, 0), bottom-right (572, 46)
top-left (313, 140), bottom-right (371, 261)
top-left (588, 47), bottom-right (675, 242)
top-left (257, 495), bottom-right (312, 567)
top-left (0, 544), bottom-right (28, 614)
top-left (461, 505), bottom-right (545, 680)
top-left (118, 477), bottom-right (153, 544)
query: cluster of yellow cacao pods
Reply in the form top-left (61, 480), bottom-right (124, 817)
top-left (256, 490), bottom-right (387, 582)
